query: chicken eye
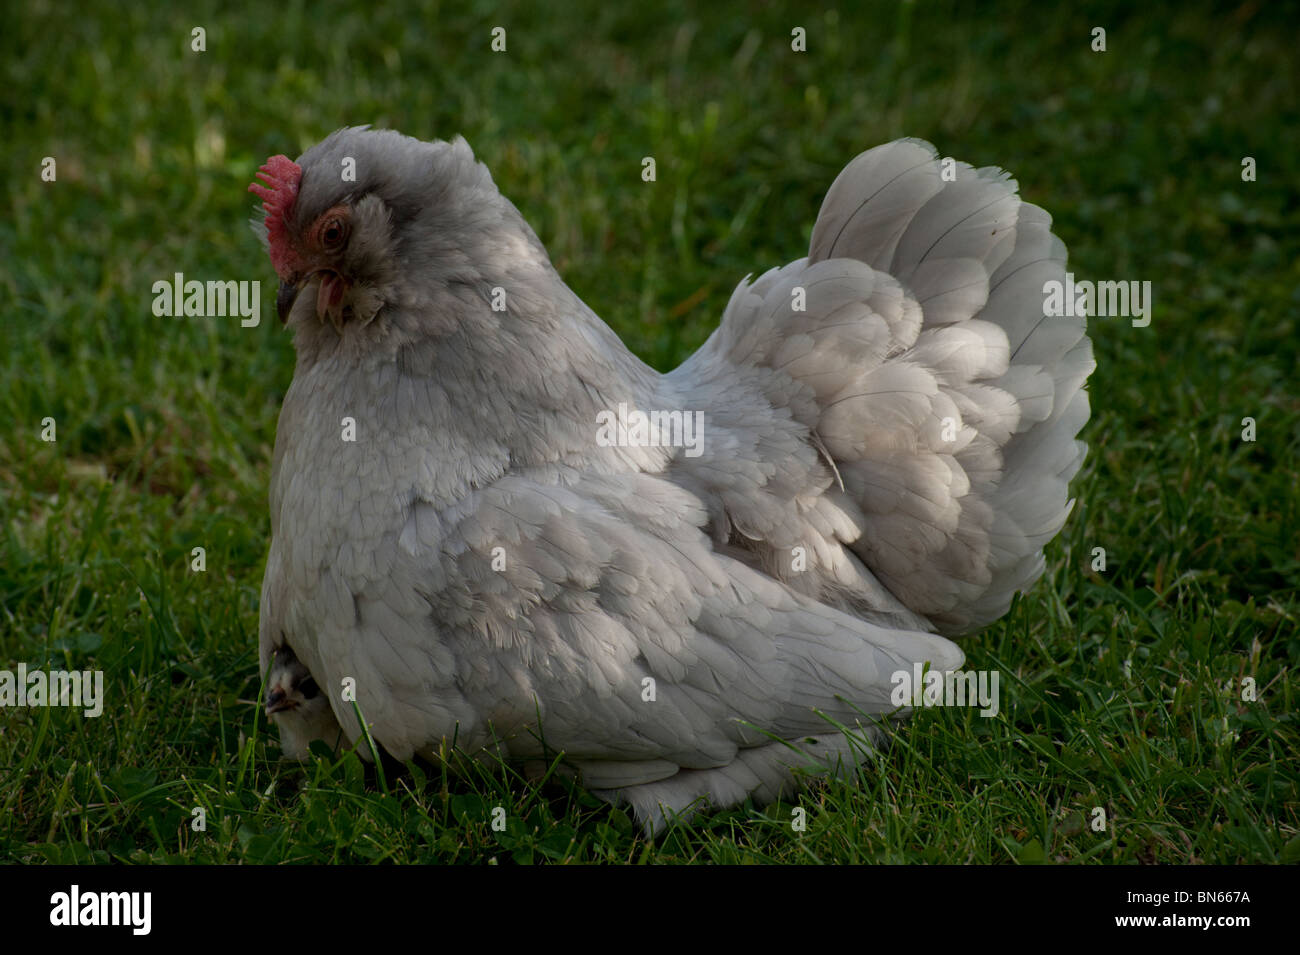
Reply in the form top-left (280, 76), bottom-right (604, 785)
top-left (320, 217), bottom-right (347, 250)
top-left (298, 676), bottom-right (319, 700)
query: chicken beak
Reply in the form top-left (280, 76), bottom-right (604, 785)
top-left (276, 280), bottom-right (300, 324)
top-left (277, 273), bottom-right (348, 332)
top-left (266, 686), bottom-right (292, 715)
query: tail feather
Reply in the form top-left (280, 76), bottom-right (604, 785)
top-left (670, 139), bottom-right (1092, 635)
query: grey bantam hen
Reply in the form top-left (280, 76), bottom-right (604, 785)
top-left (252, 128), bottom-right (1092, 831)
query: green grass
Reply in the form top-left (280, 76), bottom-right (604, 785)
top-left (2, 0), bottom-right (1296, 864)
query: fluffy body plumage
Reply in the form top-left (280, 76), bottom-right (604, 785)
top-left (254, 128), bottom-right (1092, 831)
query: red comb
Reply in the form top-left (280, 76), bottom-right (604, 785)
top-left (249, 154), bottom-right (302, 277)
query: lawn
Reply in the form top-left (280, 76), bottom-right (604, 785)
top-left (1, 0), bottom-right (1296, 864)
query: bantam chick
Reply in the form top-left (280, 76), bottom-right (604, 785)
top-left (263, 643), bottom-right (340, 759)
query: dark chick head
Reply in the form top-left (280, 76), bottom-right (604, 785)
top-left (265, 643), bottom-right (319, 714)
top-left (248, 126), bottom-right (530, 337)
top-left (264, 644), bottom-right (341, 758)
